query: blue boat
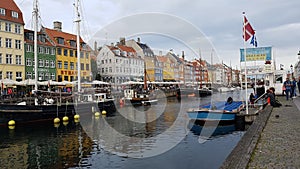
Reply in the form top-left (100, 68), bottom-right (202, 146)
top-left (187, 101), bottom-right (245, 121)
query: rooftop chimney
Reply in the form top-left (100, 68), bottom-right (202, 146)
top-left (137, 37), bottom-right (140, 43)
top-left (53, 21), bottom-right (62, 31)
top-left (94, 41), bottom-right (98, 51)
top-left (182, 51), bottom-right (185, 59)
top-left (120, 37), bottom-right (125, 45)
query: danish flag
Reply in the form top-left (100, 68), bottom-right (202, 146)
top-left (243, 16), bottom-right (255, 41)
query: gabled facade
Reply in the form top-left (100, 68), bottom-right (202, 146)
top-left (97, 44), bottom-right (144, 84)
top-left (24, 29), bottom-right (56, 81)
top-left (42, 21), bottom-right (91, 82)
top-left (126, 38), bottom-right (155, 81)
top-left (0, 0), bottom-right (24, 81)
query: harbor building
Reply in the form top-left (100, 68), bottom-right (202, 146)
top-left (24, 29), bottom-right (56, 81)
top-left (42, 21), bottom-right (91, 82)
top-left (0, 0), bottom-right (25, 81)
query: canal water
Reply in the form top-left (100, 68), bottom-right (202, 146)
top-left (0, 90), bottom-right (248, 169)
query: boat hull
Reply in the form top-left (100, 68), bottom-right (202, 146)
top-left (187, 110), bottom-right (236, 121)
top-left (0, 100), bottom-right (116, 126)
top-left (0, 104), bottom-right (76, 125)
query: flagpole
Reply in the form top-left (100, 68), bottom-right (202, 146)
top-left (243, 12), bottom-right (249, 115)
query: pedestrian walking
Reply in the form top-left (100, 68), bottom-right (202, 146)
top-left (283, 77), bottom-right (292, 100)
top-left (291, 77), bottom-right (297, 98)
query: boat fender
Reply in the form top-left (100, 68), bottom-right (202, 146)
top-left (54, 117), bottom-right (60, 124)
top-left (63, 116), bottom-right (69, 122)
top-left (8, 120), bottom-right (15, 129)
top-left (95, 112), bottom-right (100, 117)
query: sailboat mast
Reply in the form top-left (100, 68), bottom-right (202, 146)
top-left (75, 0), bottom-right (81, 92)
top-left (199, 49), bottom-right (202, 89)
top-left (33, 0), bottom-right (38, 92)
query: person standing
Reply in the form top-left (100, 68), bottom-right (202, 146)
top-left (283, 77), bottom-right (292, 100)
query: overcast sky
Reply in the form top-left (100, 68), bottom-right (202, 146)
top-left (16, 0), bottom-right (300, 70)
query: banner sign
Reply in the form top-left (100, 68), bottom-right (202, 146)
top-left (240, 47), bottom-right (272, 62)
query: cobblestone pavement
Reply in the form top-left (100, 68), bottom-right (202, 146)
top-left (247, 96), bottom-right (300, 168)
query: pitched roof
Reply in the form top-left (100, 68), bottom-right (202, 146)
top-left (117, 45), bottom-right (136, 53)
top-left (24, 29), bottom-right (53, 46)
top-left (43, 27), bottom-right (85, 49)
top-left (0, 0), bottom-right (24, 25)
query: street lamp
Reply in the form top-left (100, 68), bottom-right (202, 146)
top-left (290, 64), bottom-right (293, 78)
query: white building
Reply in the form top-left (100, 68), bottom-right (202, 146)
top-left (97, 44), bottom-right (144, 84)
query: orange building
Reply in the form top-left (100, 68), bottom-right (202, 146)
top-left (42, 22), bottom-right (91, 82)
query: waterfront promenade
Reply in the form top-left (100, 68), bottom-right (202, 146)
top-left (221, 96), bottom-right (300, 169)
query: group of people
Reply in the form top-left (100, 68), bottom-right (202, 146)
top-left (282, 76), bottom-right (300, 100)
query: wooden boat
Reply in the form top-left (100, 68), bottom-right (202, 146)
top-left (187, 101), bottom-right (245, 121)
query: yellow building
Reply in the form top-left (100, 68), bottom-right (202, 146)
top-left (43, 22), bottom-right (91, 82)
top-left (0, 0), bottom-right (25, 81)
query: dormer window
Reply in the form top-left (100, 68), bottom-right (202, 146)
top-left (38, 34), bottom-right (46, 43)
top-left (57, 37), bottom-right (64, 45)
top-left (81, 43), bottom-right (86, 49)
top-left (0, 8), bottom-right (5, 16)
top-left (70, 40), bottom-right (76, 47)
top-left (12, 11), bottom-right (18, 18)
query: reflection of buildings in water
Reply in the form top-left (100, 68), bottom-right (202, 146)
top-left (0, 123), bottom-right (93, 169)
top-left (86, 99), bottom-right (186, 158)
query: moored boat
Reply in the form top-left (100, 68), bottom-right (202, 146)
top-left (187, 101), bottom-right (245, 122)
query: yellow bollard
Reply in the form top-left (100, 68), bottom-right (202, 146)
top-left (54, 117), bottom-right (60, 124)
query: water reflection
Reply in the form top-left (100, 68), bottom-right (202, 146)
top-left (0, 122), bottom-right (92, 169)
top-left (0, 90), bottom-right (247, 169)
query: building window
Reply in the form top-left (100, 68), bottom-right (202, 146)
top-left (64, 49), bottom-right (68, 56)
top-left (81, 63), bottom-right (84, 70)
top-left (86, 52), bottom-right (89, 59)
top-left (57, 48), bottom-right (62, 55)
top-left (15, 40), bottom-right (21, 49)
top-left (45, 47), bottom-right (50, 54)
top-left (0, 71), bottom-right (2, 80)
top-left (16, 55), bottom-right (21, 65)
top-left (26, 72), bottom-right (32, 79)
top-left (38, 59), bottom-right (44, 67)
top-left (64, 61), bottom-right (68, 69)
top-left (6, 72), bottom-right (13, 79)
top-left (70, 40), bottom-right (76, 47)
top-left (64, 76), bottom-right (69, 81)
top-left (0, 53), bottom-right (2, 64)
top-left (80, 52), bottom-right (84, 58)
top-left (38, 46), bottom-right (44, 53)
top-left (0, 8), bottom-right (5, 16)
top-left (70, 50), bottom-right (73, 57)
top-left (26, 44), bottom-right (32, 52)
top-left (50, 60), bottom-right (55, 68)
top-left (26, 58), bottom-right (32, 66)
top-left (70, 62), bottom-right (74, 70)
top-left (15, 24), bottom-right (21, 34)
top-left (5, 38), bottom-right (12, 48)
top-left (86, 64), bottom-right (90, 70)
top-left (51, 48), bottom-right (55, 55)
top-left (39, 72), bottom-right (44, 81)
top-left (16, 72), bottom-right (22, 80)
top-left (51, 73), bottom-right (55, 80)
top-left (0, 37), bottom-right (2, 47)
top-left (6, 54), bottom-right (12, 64)
top-left (12, 11), bottom-right (18, 18)
top-left (57, 38), bottom-right (64, 45)
top-left (44, 73), bottom-right (49, 80)
top-left (45, 60), bottom-right (49, 67)
top-left (58, 61), bottom-right (62, 69)
top-left (5, 23), bottom-right (11, 32)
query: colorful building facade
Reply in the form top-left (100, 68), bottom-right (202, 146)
top-left (0, 0), bottom-right (24, 81)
